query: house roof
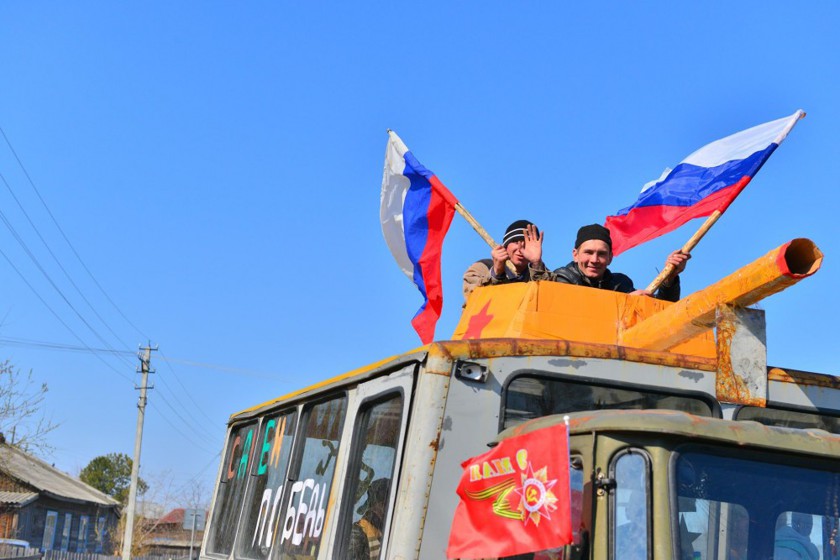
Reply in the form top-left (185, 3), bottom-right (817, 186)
top-left (157, 508), bottom-right (185, 525)
top-left (0, 444), bottom-right (119, 507)
top-left (157, 508), bottom-right (208, 525)
top-left (0, 491), bottom-right (38, 506)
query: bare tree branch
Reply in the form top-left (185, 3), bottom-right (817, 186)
top-left (0, 360), bottom-right (57, 455)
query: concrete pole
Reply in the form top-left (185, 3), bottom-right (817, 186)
top-left (188, 511), bottom-right (197, 560)
top-left (122, 345), bottom-right (155, 560)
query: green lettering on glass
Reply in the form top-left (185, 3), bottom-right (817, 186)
top-left (257, 419), bottom-right (276, 475)
top-left (237, 429), bottom-right (253, 479)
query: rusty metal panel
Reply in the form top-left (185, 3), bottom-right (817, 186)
top-left (388, 356), bottom-right (453, 560)
top-left (766, 367), bottom-right (840, 413)
top-left (435, 338), bottom-right (716, 372)
top-left (716, 305), bottom-right (767, 406)
top-left (768, 367), bottom-right (840, 389)
top-left (417, 357), bottom-right (508, 559)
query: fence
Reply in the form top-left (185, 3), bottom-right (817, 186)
top-left (0, 544), bottom-right (38, 560)
top-left (0, 548), bottom-right (176, 560)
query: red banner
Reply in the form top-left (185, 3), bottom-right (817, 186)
top-left (447, 423), bottom-right (572, 559)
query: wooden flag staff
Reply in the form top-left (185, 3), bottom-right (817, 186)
top-left (452, 202), bottom-right (518, 275)
top-left (645, 210), bottom-right (723, 293)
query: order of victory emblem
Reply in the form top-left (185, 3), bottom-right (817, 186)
top-left (516, 462), bottom-right (559, 525)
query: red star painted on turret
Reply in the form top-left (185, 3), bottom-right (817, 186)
top-left (463, 300), bottom-right (494, 339)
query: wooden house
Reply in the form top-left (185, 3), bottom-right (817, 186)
top-left (0, 443), bottom-right (120, 553)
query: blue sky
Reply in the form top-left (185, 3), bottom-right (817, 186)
top-left (0, 2), bottom-right (837, 503)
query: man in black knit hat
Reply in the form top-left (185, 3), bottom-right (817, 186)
top-left (550, 224), bottom-right (689, 302)
top-left (462, 219), bottom-right (548, 303)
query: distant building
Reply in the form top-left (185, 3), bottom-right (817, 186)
top-left (145, 508), bottom-right (206, 560)
top-left (137, 500), bottom-right (167, 521)
top-left (0, 443), bottom-right (120, 552)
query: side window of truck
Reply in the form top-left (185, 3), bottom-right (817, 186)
top-left (610, 450), bottom-right (650, 560)
top-left (236, 410), bottom-right (298, 560)
top-left (275, 395), bottom-right (347, 559)
top-left (337, 392), bottom-right (404, 560)
top-left (504, 375), bottom-right (714, 429)
top-left (207, 421), bottom-right (258, 556)
top-left (736, 405), bottom-right (840, 434)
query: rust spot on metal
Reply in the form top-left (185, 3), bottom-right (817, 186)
top-left (424, 343), bottom-right (456, 376)
top-left (716, 310), bottom-right (739, 401)
top-left (716, 306), bottom-right (766, 406)
top-left (432, 338), bottom-right (716, 372)
top-left (769, 367), bottom-right (840, 388)
top-left (428, 436), bottom-right (440, 451)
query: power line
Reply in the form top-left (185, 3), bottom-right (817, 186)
top-left (0, 169), bottom-right (135, 352)
top-left (0, 204), bottom-right (134, 370)
top-left (0, 129), bottom-right (225, 498)
top-left (0, 336), bottom-right (222, 462)
top-left (0, 248), bottom-right (134, 384)
top-left (157, 349), bottom-right (219, 427)
top-left (0, 336), bottom-right (134, 356)
top-left (0, 336), bottom-right (283, 378)
top-left (152, 398), bottom-right (220, 452)
top-left (174, 450), bottom-right (222, 495)
top-left (0, 336), bottom-right (222, 443)
top-left (0, 335), bottom-right (257, 446)
top-left (150, 356), bottom-right (280, 380)
top-left (148, 400), bottom-right (219, 456)
top-left (0, 338), bottom-right (225, 442)
top-left (0, 125), bottom-right (149, 342)
top-left (136, 348), bottom-right (226, 451)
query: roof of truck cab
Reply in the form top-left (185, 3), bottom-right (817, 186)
top-left (502, 409), bottom-right (840, 458)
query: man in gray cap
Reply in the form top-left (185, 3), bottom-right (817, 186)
top-left (462, 219), bottom-right (548, 303)
top-left (551, 224), bottom-right (689, 302)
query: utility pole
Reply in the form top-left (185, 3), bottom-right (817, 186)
top-left (122, 344), bottom-right (156, 560)
top-left (189, 511), bottom-right (197, 560)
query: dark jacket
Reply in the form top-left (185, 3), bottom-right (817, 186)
top-left (551, 261), bottom-right (680, 302)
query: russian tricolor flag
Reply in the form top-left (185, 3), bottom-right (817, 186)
top-left (381, 131), bottom-right (458, 344)
top-left (606, 110), bottom-right (804, 256)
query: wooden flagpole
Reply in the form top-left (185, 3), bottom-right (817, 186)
top-left (645, 210), bottom-right (723, 293)
top-left (453, 202), bottom-right (518, 275)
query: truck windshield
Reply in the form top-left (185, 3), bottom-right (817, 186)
top-left (674, 449), bottom-right (840, 560)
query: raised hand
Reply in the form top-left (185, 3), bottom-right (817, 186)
top-left (521, 224), bottom-right (544, 265)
